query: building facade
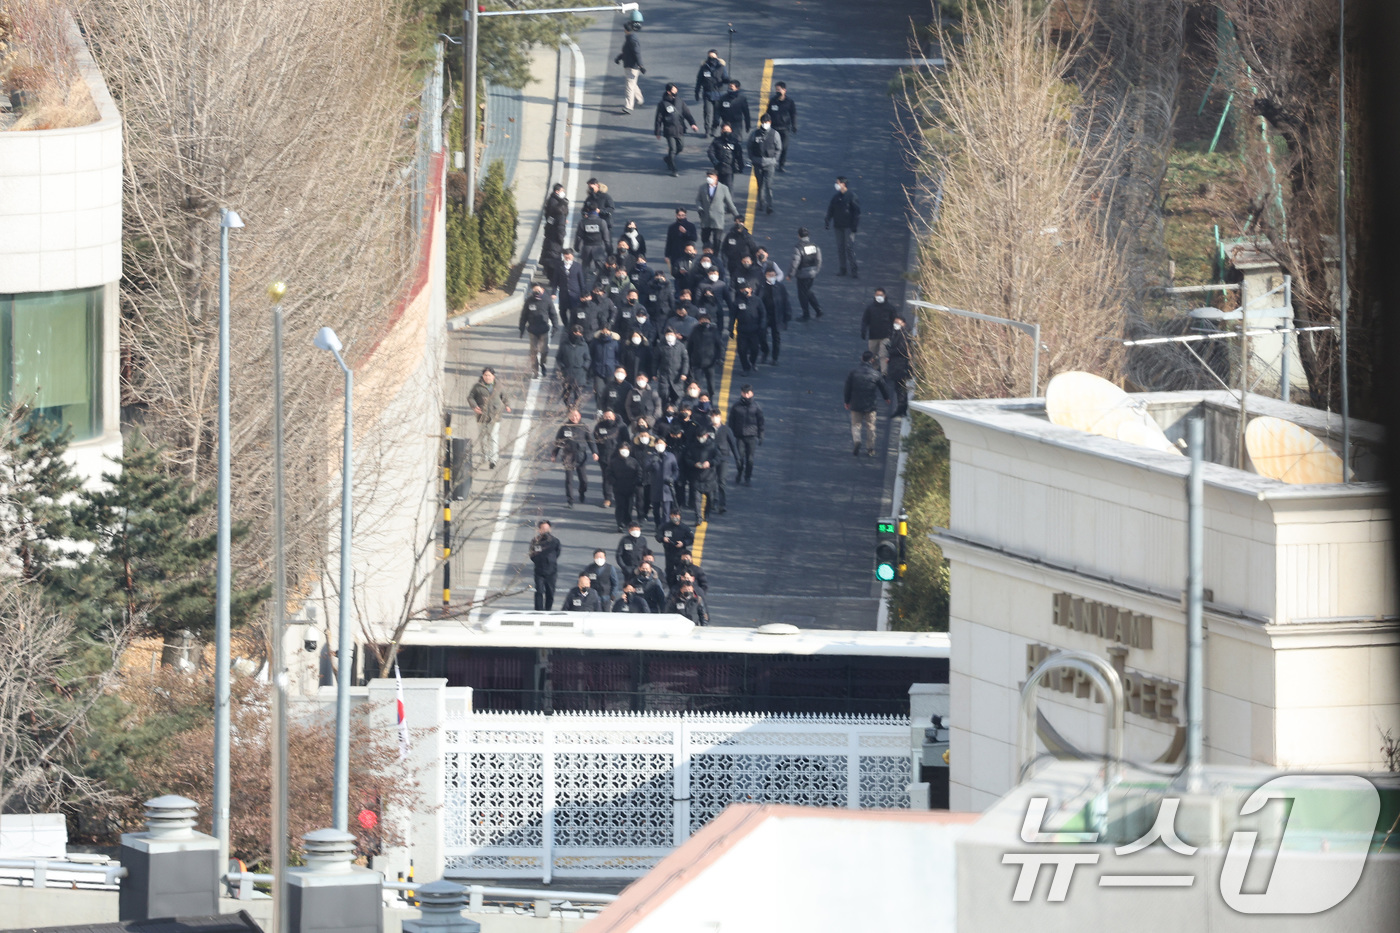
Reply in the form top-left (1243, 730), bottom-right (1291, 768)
top-left (0, 18), bottom-right (122, 482)
top-left (912, 391), bottom-right (1396, 812)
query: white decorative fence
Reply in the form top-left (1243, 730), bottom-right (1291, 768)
top-left (442, 711), bottom-right (912, 879)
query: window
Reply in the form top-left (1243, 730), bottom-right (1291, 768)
top-left (1, 287), bottom-right (103, 441)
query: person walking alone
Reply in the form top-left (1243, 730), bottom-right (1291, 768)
top-left (518, 282), bottom-right (560, 378)
top-left (654, 84), bottom-right (700, 177)
top-left (695, 170), bottom-right (738, 252)
top-left (528, 520), bottom-right (562, 610)
top-left (887, 314), bottom-right (913, 418)
top-left (613, 22), bottom-right (645, 114)
top-left (859, 287), bottom-right (896, 374)
top-left (467, 367), bottom-right (511, 470)
top-left (747, 114), bottom-right (782, 215)
top-left (727, 384), bottom-right (764, 485)
top-left (694, 49), bottom-right (729, 134)
top-left (824, 176), bottom-right (861, 278)
top-left (844, 350), bottom-right (890, 457)
top-left (551, 407), bottom-right (598, 507)
top-left (766, 81), bottom-right (797, 172)
top-left (787, 227), bottom-right (825, 320)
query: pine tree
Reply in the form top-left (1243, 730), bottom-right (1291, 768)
top-left (446, 207), bottom-right (484, 310)
top-left (478, 159), bottom-right (518, 289)
top-left (0, 405), bottom-right (90, 583)
top-left (61, 430), bottom-right (267, 651)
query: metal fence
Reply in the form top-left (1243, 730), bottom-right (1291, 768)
top-left (408, 43), bottom-right (446, 246)
top-left (442, 710), bottom-right (913, 881)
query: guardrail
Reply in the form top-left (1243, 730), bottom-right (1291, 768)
top-left (0, 858), bottom-right (128, 889)
top-left (224, 872), bottom-right (618, 911)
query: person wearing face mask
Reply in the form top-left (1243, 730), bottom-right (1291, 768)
top-left (580, 548), bottom-right (621, 604)
top-left (629, 560), bottom-right (668, 613)
top-left (859, 287), bottom-right (896, 375)
top-left (600, 367), bottom-right (631, 417)
top-left (694, 271), bottom-right (731, 337)
top-left (747, 114), bottom-right (783, 215)
top-left (615, 521), bottom-right (651, 577)
top-left (620, 329), bottom-right (653, 382)
top-left (555, 326), bottom-right (592, 409)
top-left (613, 288), bottom-right (644, 339)
top-left (671, 245), bottom-right (699, 296)
top-left (643, 274), bottom-right (675, 323)
top-left (756, 268), bottom-right (792, 365)
top-left (527, 520), bottom-right (562, 610)
top-left (845, 350), bottom-right (891, 457)
top-left (563, 572), bottom-right (603, 612)
top-left (676, 551), bottom-right (710, 597)
top-left (649, 446), bottom-right (681, 531)
top-left (754, 248), bottom-right (784, 283)
top-left (787, 227), bottom-right (825, 320)
top-left (519, 283), bottom-right (561, 378)
top-left (589, 326), bottom-right (622, 403)
top-left (695, 170), bottom-right (738, 252)
top-left (727, 384), bottom-right (765, 485)
top-left (694, 49), bottom-right (729, 135)
top-left (553, 247), bottom-right (586, 312)
top-left (467, 367), bottom-right (512, 470)
top-left (544, 182), bottom-right (569, 250)
top-left (720, 218), bottom-right (758, 279)
top-left (620, 220), bottom-right (646, 258)
top-left (685, 425), bottom-right (722, 525)
top-left (574, 208), bottom-right (611, 278)
top-left (886, 314), bottom-right (913, 418)
top-left (632, 308), bottom-right (658, 345)
top-left (625, 374), bottom-right (663, 426)
top-left (655, 506), bottom-right (695, 587)
top-left (666, 303), bottom-right (697, 342)
top-left (630, 255), bottom-right (655, 294)
top-left (715, 79), bottom-right (752, 136)
top-left (628, 429), bottom-right (656, 521)
top-left (593, 409), bottom-right (623, 507)
top-left (551, 407), bottom-right (599, 507)
top-left (729, 254), bottom-right (760, 297)
top-left (706, 121), bottom-right (745, 191)
top-left (612, 239), bottom-right (637, 277)
top-left (730, 285), bottom-right (766, 375)
top-left (608, 449), bottom-right (645, 531)
top-left (654, 83), bottom-right (700, 176)
top-left (666, 580), bottom-right (709, 626)
top-left (654, 329), bottom-right (691, 407)
top-left (611, 581), bottom-right (652, 613)
top-left (767, 81), bottom-right (798, 172)
top-left (824, 176), bottom-right (861, 278)
top-left (708, 411), bottom-right (737, 511)
top-left (687, 312), bottom-right (724, 397)
top-left (665, 209), bottom-right (699, 275)
top-left (584, 178), bottom-right (617, 224)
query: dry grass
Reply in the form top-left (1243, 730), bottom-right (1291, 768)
top-left (1, 1), bottom-right (99, 130)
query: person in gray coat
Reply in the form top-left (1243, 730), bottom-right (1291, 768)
top-left (695, 169), bottom-right (739, 252)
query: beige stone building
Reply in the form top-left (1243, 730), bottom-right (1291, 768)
top-left (911, 390), bottom-right (1396, 812)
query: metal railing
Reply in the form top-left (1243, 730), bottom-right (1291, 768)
top-left (0, 858), bottom-right (128, 889)
top-left (224, 872), bottom-right (617, 910)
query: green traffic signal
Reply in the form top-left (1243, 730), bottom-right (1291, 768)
top-left (874, 538), bottom-right (900, 582)
top-left (875, 561), bottom-right (897, 582)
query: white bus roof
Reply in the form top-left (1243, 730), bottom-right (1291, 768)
top-left (395, 610), bottom-right (950, 659)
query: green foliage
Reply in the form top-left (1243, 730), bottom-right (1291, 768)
top-left (447, 207), bottom-right (483, 309)
top-left (0, 405), bottom-right (90, 582)
top-left (53, 429), bottom-right (267, 643)
top-left (477, 159), bottom-right (518, 289)
top-left (888, 413), bottom-right (950, 632)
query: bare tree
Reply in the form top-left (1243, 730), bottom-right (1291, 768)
top-left (0, 582), bottom-right (126, 814)
top-left (904, 2), bottom-right (1126, 399)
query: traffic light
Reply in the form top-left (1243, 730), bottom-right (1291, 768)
top-left (875, 518), bottom-right (899, 582)
top-left (897, 510), bottom-right (909, 577)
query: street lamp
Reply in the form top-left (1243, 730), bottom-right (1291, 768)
top-left (905, 298), bottom-right (1044, 397)
top-left (462, 2), bottom-right (640, 210)
top-left (313, 325), bottom-right (353, 832)
top-left (214, 207), bottom-right (243, 882)
top-left (268, 281), bottom-right (290, 933)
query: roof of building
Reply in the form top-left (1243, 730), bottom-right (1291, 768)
top-left (5, 912), bottom-right (264, 933)
top-left (582, 805), bottom-right (979, 933)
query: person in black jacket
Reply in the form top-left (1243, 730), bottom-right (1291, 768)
top-left (666, 581), bottom-right (709, 625)
top-left (574, 208), bottom-right (611, 277)
top-left (625, 373), bottom-right (663, 426)
top-left (766, 82), bottom-right (798, 171)
top-left (654, 84), bottom-right (700, 176)
top-left (528, 520), bottom-right (562, 610)
top-left (719, 219), bottom-right (758, 277)
top-left (756, 269), bottom-right (792, 365)
top-left (887, 315), bottom-right (913, 418)
top-left (584, 178), bottom-right (617, 224)
top-left (649, 441), bottom-right (681, 529)
top-left (620, 330), bottom-right (654, 382)
top-left (825, 176), bottom-right (861, 277)
top-left (612, 581), bottom-right (652, 613)
top-left (715, 79), bottom-right (751, 136)
top-left (616, 521), bottom-right (650, 577)
top-left (707, 410), bottom-right (737, 512)
top-left (553, 248), bottom-right (587, 312)
top-left (730, 286), bottom-right (765, 375)
top-left (555, 327), bottom-right (592, 409)
top-left (859, 287), bottom-right (896, 374)
top-left (543, 183), bottom-right (569, 248)
top-left (613, 24), bottom-right (645, 114)
top-left (562, 572), bottom-right (604, 612)
top-left (630, 561), bottom-right (668, 613)
top-left (656, 508), bottom-right (695, 587)
top-left (687, 312), bottom-right (724, 397)
top-left (844, 349), bottom-right (891, 457)
top-left (653, 330), bottom-right (690, 407)
top-left (665, 209), bottom-right (699, 272)
top-left (676, 551), bottom-right (710, 597)
top-left (581, 549), bottom-right (621, 604)
top-left (607, 446), bottom-right (645, 529)
top-left (518, 283), bottom-right (560, 378)
top-left (707, 123), bottom-right (745, 190)
top-left (727, 384), bottom-right (765, 485)
top-left (551, 407), bottom-right (598, 506)
top-left (746, 115), bottom-right (782, 215)
top-left (694, 49), bottom-right (729, 134)
top-left (686, 426), bottom-right (721, 524)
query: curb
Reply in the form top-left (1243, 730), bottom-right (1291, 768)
top-left (449, 43), bottom-right (571, 331)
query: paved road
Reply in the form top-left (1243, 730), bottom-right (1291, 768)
top-left (451, 0), bottom-right (926, 628)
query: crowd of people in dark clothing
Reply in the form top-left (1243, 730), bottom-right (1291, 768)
top-left (497, 48), bottom-right (912, 625)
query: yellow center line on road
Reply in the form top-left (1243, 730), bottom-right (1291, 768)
top-left (692, 57), bottom-right (774, 565)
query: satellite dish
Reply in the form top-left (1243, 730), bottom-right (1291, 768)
top-left (1045, 372), bottom-right (1181, 455)
top-left (1245, 416), bottom-right (1344, 484)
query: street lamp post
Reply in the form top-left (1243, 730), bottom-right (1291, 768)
top-left (214, 207), bottom-right (243, 881)
top-left (313, 326), bottom-right (354, 832)
top-left (268, 281), bottom-right (290, 933)
top-left (905, 299), bottom-right (1043, 397)
top-left (462, 2), bottom-right (640, 210)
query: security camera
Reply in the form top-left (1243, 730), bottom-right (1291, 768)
top-left (304, 627), bottom-right (320, 653)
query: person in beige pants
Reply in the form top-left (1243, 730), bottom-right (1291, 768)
top-left (614, 24), bottom-right (645, 114)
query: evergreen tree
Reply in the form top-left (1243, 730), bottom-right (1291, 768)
top-left (0, 405), bottom-right (89, 582)
top-left (478, 159), bottom-right (518, 289)
top-left (60, 430), bottom-right (266, 649)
